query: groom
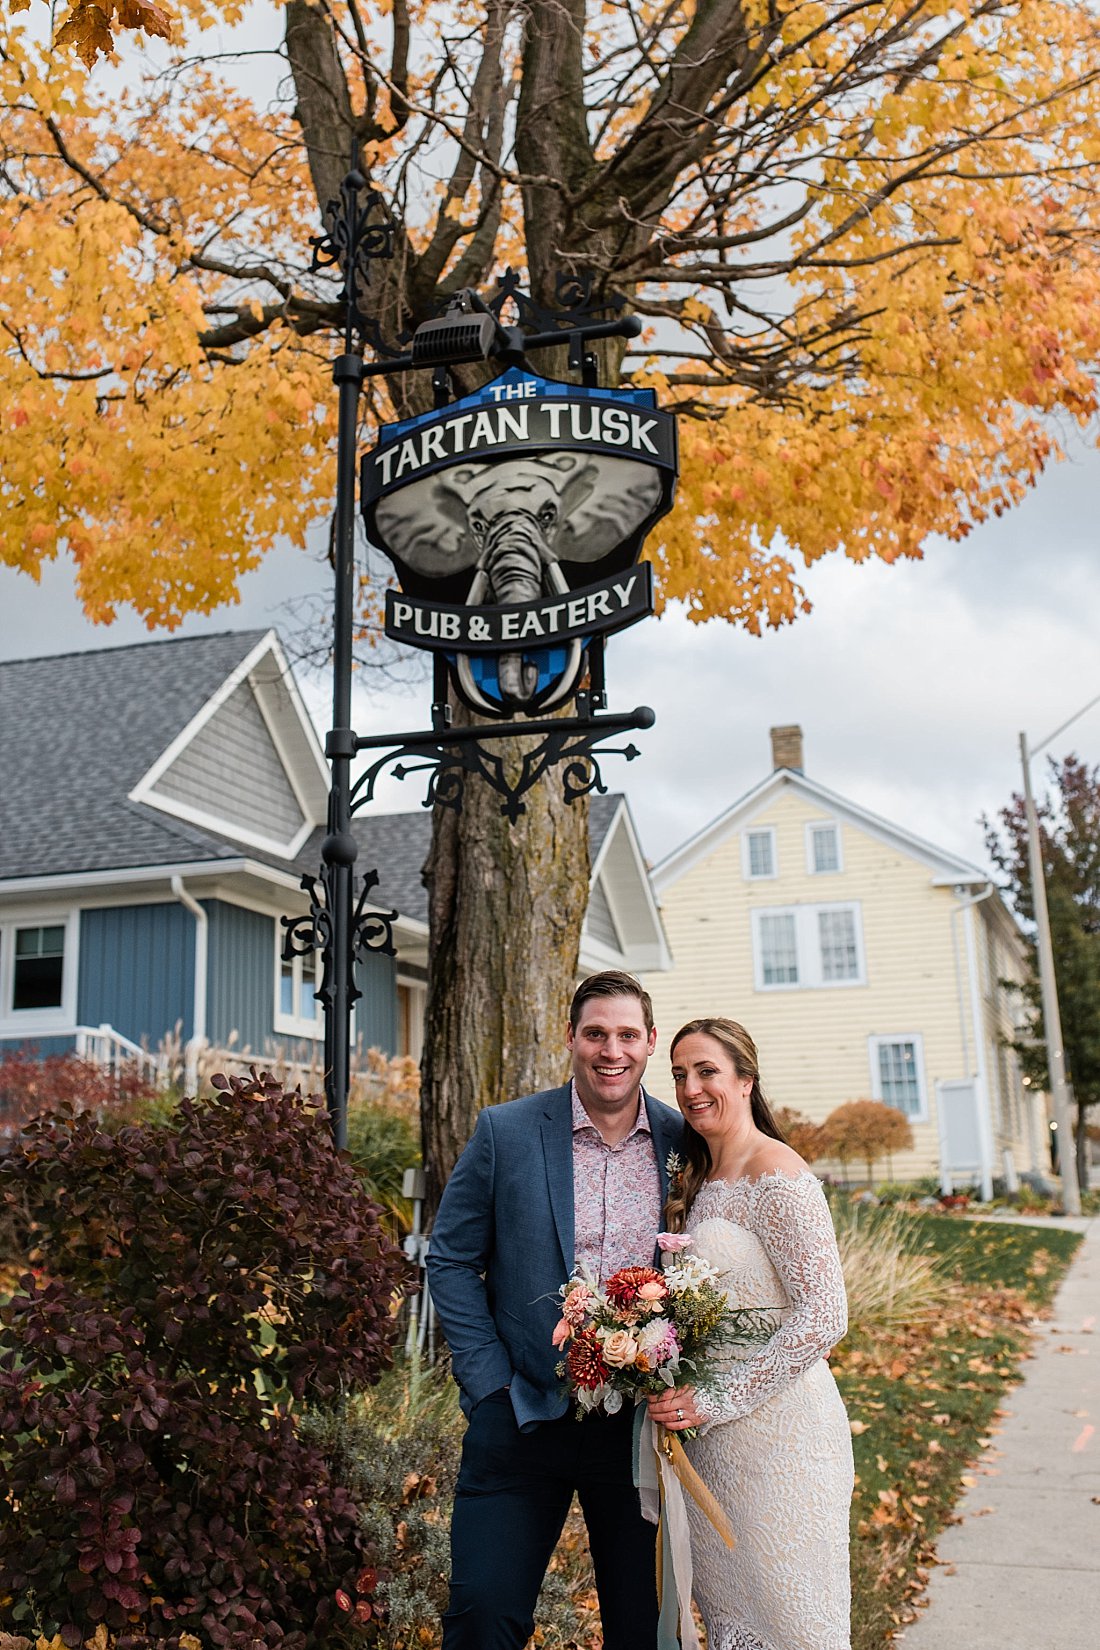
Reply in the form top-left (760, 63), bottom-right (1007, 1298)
top-left (427, 969), bottom-right (684, 1650)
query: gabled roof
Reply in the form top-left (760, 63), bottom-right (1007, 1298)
top-left (586, 793), bottom-right (671, 971)
top-left (0, 631), bottom-right (326, 883)
top-left (653, 766), bottom-right (991, 893)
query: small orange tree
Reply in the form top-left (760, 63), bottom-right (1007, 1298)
top-left (819, 1099), bottom-right (914, 1188)
top-left (773, 1105), bottom-right (826, 1165)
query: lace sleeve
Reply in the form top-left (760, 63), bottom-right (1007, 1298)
top-left (694, 1172), bottom-right (848, 1428)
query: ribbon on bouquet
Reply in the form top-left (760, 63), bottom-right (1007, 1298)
top-left (633, 1407), bottom-right (736, 1650)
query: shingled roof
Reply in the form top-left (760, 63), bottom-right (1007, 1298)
top-left (1, 632), bottom-right (628, 925)
top-left (0, 632), bottom-right (275, 882)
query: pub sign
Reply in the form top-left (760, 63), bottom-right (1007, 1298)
top-left (361, 367), bottom-right (678, 715)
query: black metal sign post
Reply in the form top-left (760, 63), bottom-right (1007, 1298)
top-left (283, 161), bottom-right (678, 1149)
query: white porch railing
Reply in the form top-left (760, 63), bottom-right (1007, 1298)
top-left (0, 1023), bottom-right (168, 1087)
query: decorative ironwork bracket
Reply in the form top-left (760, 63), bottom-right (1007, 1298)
top-left (310, 164), bottom-right (400, 358)
top-left (281, 867), bottom-right (398, 1003)
top-left (486, 267), bottom-right (624, 334)
top-left (346, 707), bottom-right (655, 825)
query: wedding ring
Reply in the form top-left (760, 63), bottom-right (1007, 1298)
top-left (676, 1407), bottom-right (684, 1423)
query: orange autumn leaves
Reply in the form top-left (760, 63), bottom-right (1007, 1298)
top-left (8, 1), bottom-right (1100, 632)
top-left (1, 27), bottom-right (335, 626)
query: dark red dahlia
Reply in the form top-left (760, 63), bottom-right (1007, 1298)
top-left (605, 1265), bottom-right (664, 1307)
top-left (565, 1328), bottom-right (610, 1389)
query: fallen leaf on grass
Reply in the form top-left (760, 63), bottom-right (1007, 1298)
top-left (850, 1419), bottom-right (869, 1434)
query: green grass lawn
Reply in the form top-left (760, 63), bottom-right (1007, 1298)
top-left (835, 1212), bottom-right (1083, 1649)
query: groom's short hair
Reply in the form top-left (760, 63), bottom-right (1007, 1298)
top-left (569, 970), bottom-right (654, 1034)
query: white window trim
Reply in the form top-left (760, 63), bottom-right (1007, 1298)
top-left (805, 819), bottom-right (843, 875)
top-left (741, 825), bottom-right (778, 881)
top-left (750, 906), bottom-right (801, 991)
top-left (751, 901), bottom-right (866, 991)
top-left (868, 1032), bottom-right (928, 1125)
top-left (0, 909), bottom-right (79, 1032)
top-left (397, 975), bottom-right (427, 1063)
top-left (273, 930), bottom-right (322, 1040)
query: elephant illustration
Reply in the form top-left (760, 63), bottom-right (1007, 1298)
top-left (373, 450), bottom-right (663, 707)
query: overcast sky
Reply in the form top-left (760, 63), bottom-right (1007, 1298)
top-left (3, 425), bottom-right (1099, 875)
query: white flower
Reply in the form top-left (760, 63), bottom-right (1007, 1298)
top-left (663, 1253), bottom-right (720, 1292)
top-left (637, 1319), bottom-right (674, 1356)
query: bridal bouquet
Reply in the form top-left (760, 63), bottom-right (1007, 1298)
top-left (553, 1235), bottom-right (773, 1420)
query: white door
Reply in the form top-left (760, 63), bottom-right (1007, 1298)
top-left (936, 1080), bottom-right (984, 1191)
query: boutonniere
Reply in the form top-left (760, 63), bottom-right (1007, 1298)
top-left (665, 1149), bottom-right (684, 1190)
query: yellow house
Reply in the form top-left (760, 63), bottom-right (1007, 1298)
top-left (644, 727), bottom-right (1045, 1195)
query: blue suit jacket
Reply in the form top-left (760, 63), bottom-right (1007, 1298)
top-left (426, 1083), bottom-right (685, 1430)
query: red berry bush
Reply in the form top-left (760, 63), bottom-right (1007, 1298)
top-left (0, 1070), bottom-right (412, 1648)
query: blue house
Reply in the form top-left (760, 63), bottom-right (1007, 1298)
top-left (0, 631), bottom-right (668, 1082)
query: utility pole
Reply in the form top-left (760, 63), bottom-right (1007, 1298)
top-left (1019, 730), bottom-right (1081, 1215)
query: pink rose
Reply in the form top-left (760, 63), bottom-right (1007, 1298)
top-left (601, 1329), bottom-right (640, 1368)
top-left (637, 1280), bottom-right (667, 1303)
top-left (552, 1317), bottom-right (573, 1349)
top-left (657, 1232), bottom-right (693, 1253)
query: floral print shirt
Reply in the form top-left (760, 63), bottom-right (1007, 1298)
top-left (571, 1081), bottom-right (663, 1282)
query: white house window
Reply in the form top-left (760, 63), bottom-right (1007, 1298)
top-left (13, 925), bottom-right (66, 1011)
top-left (274, 942), bottom-right (321, 1038)
top-left (818, 908), bottom-right (859, 982)
top-left (743, 827), bottom-right (777, 880)
top-left (752, 902), bottom-right (866, 991)
top-left (0, 915), bottom-right (76, 1027)
top-left (807, 822), bottom-right (841, 874)
top-left (869, 1035), bottom-right (926, 1120)
top-left (758, 912), bottom-right (799, 985)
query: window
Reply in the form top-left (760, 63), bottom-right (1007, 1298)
top-left (274, 942), bottom-right (321, 1038)
top-left (13, 925), bottom-right (66, 1011)
top-left (807, 822), bottom-right (841, 874)
top-left (758, 912), bottom-right (799, 985)
top-left (752, 902), bottom-right (866, 991)
top-left (0, 915), bottom-right (74, 1026)
top-left (869, 1035), bottom-right (926, 1121)
top-left (818, 908), bottom-right (859, 983)
top-left (743, 826), bottom-right (777, 880)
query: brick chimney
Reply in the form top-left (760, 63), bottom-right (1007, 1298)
top-left (770, 724), bottom-right (804, 773)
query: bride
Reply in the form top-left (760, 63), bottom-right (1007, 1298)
top-left (646, 1017), bottom-right (853, 1650)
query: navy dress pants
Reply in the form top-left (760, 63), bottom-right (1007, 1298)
top-left (441, 1391), bottom-right (660, 1650)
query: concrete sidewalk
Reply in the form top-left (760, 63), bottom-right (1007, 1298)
top-left (899, 1214), bottom-right (1100, 1649)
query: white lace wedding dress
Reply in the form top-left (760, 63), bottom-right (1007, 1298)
top-left (683, 1170), bottom-right (853, 1650)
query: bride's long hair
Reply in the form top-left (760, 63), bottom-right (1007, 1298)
top-left (662, 1018), bottom-right (787, 1233)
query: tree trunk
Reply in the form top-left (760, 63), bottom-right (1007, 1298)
top-left (1076, 1099), bottom-right (1090, 1194)
top-left (420, 705), bottom-right (590, 1212)
top-left (284, 0), bottom-right (646, 1214)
